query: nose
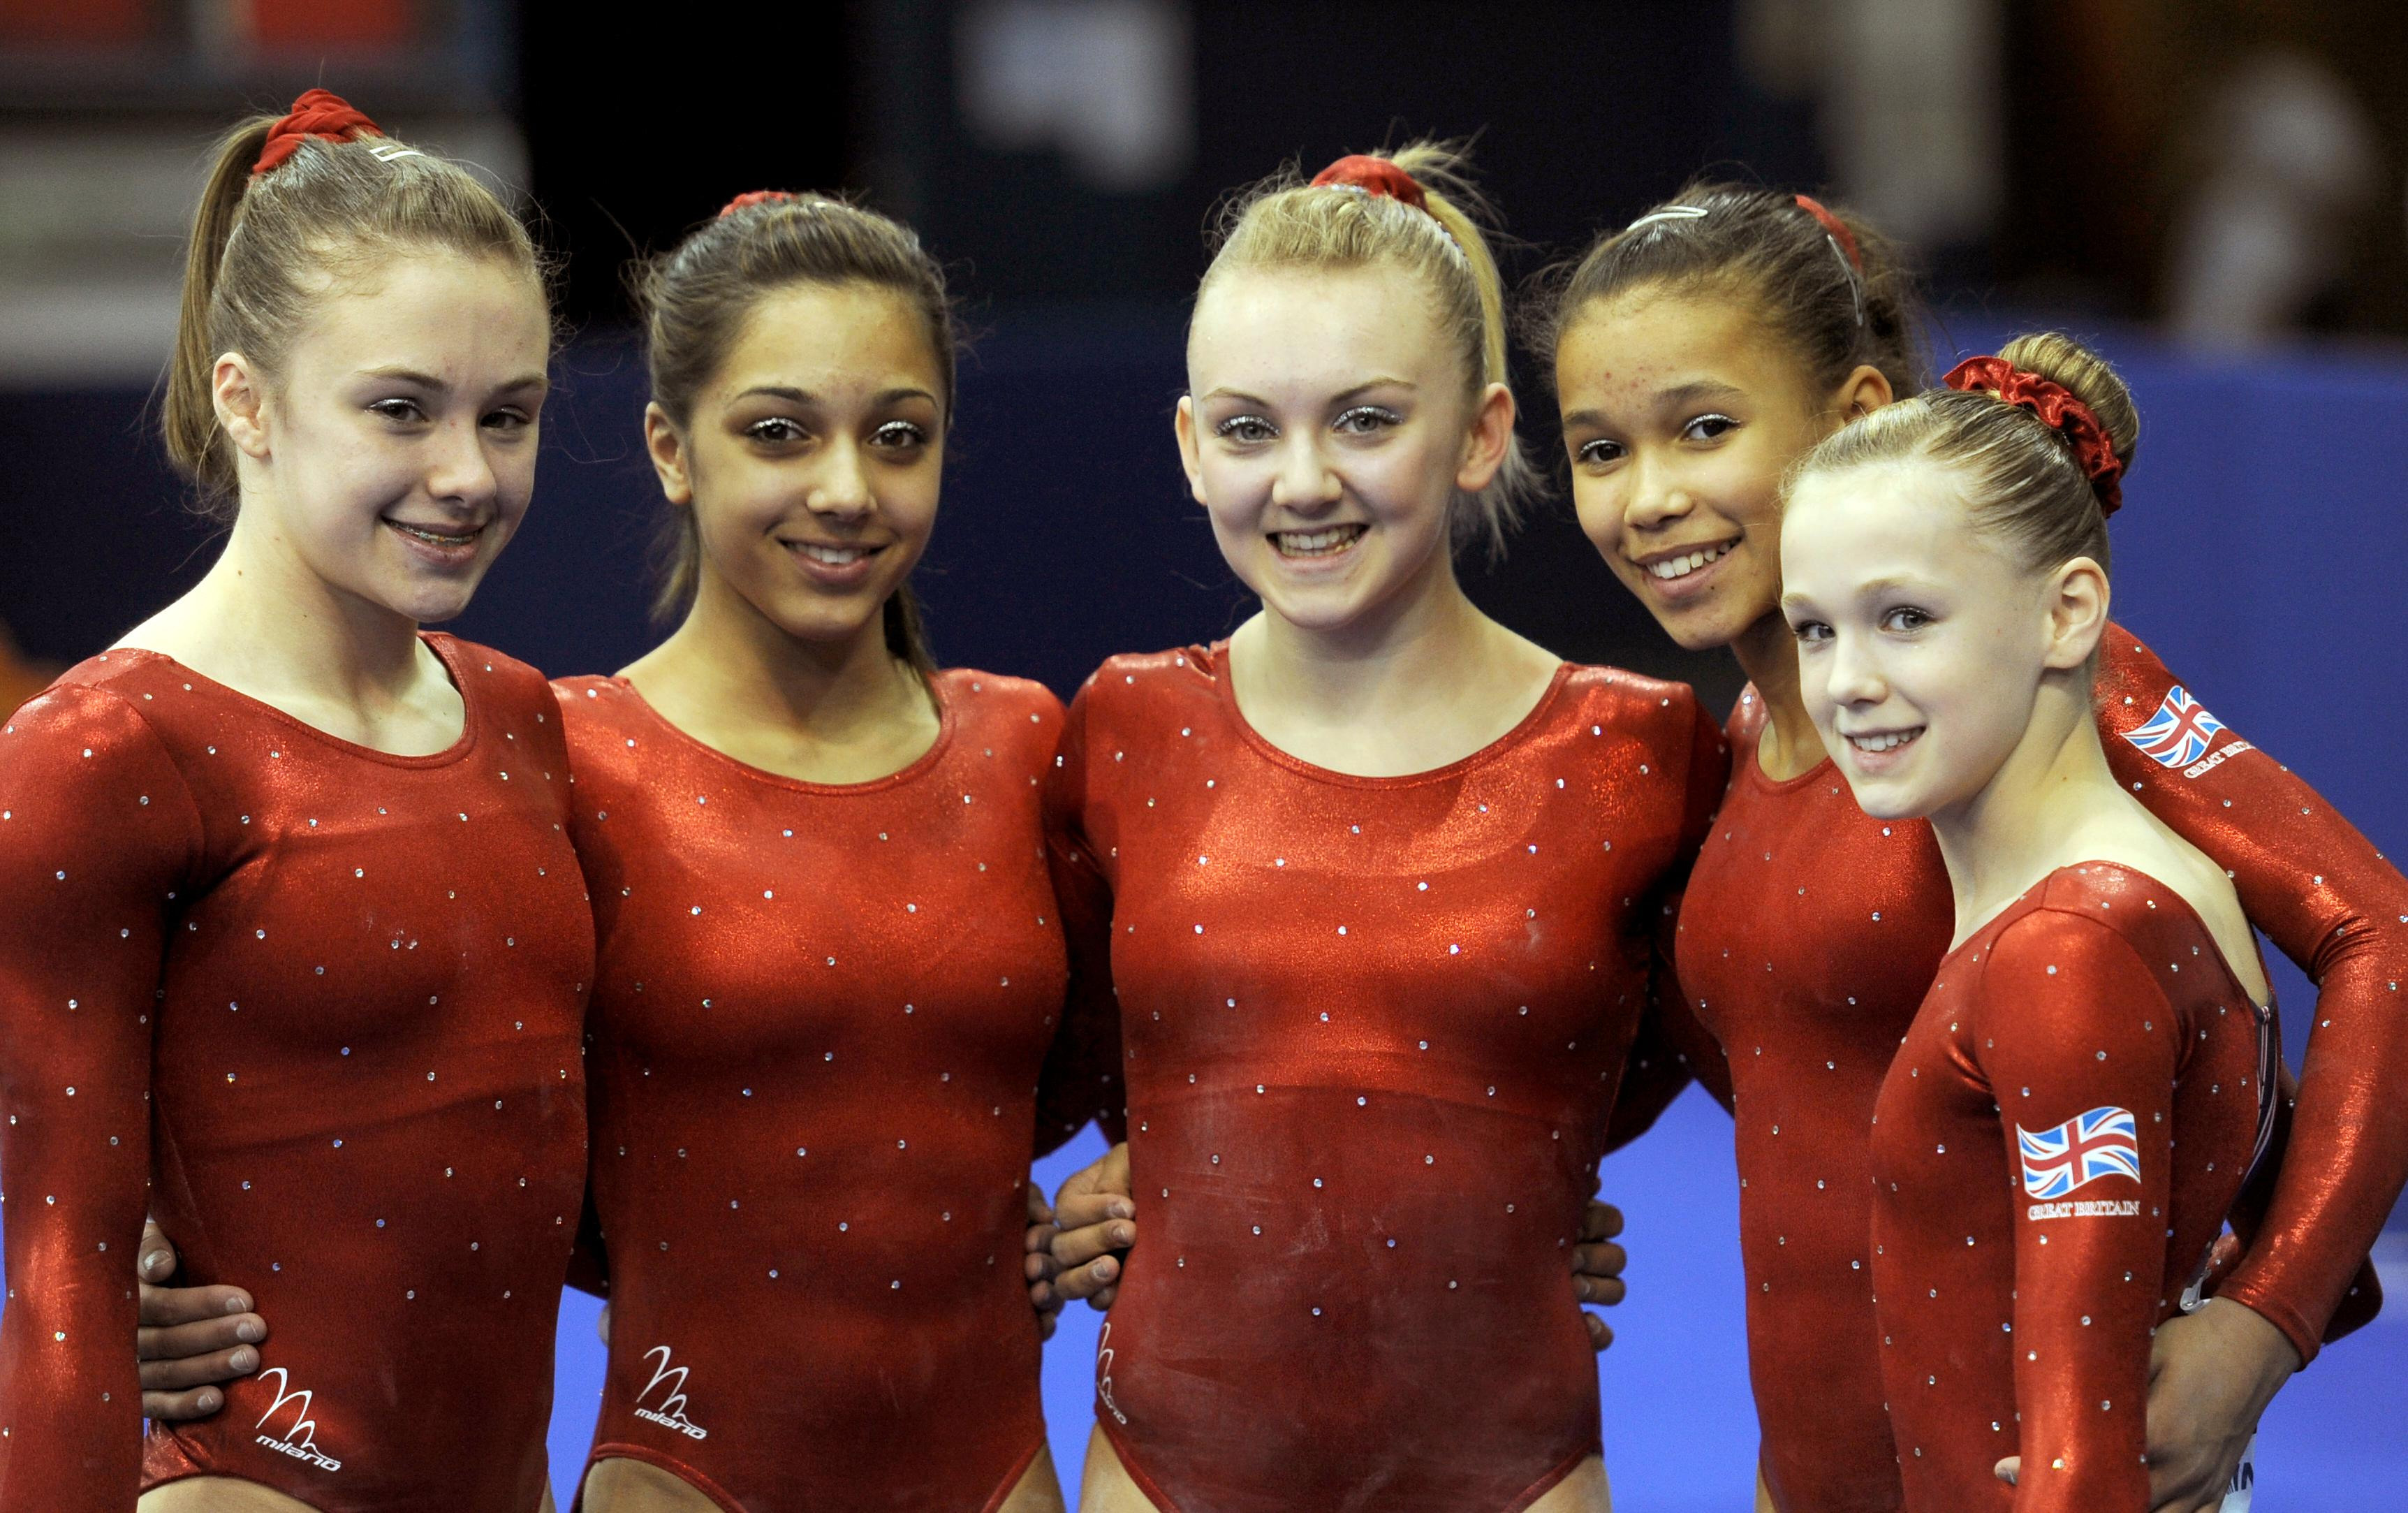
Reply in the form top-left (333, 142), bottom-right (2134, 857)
top-left (425, 414), bottom-right (499, 509)
top-left (1268, 433), bottom-right (1342, 515)
top-left (1622, 451), bottom-right (1694, 533)
top-left (807, 437), bottom-right (876, 520)
top-left (1823, 625), bottom-right (1888, 710)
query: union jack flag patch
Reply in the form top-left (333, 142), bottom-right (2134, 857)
top-left (2018, 1106), bottom-right (2142, 1199)
top-left (2123, 685), bottom-right (2226, 769)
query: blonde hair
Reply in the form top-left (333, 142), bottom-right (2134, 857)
top-left (163, 103), bottom-right (546, 516)
top-left (1196, 140), bottom-right (1535, 557)
top-left (1789, 331), bottom-right (2140, 575)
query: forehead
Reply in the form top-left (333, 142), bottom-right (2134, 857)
top-left (1784, 462), bottom-right (1991, 576)
top-left (298, 248), bottom-right (547, 358)
top-left (720, 282), bottom-right (943, 389)
top-left (1187, 261), bottom-right (1448, 388)
top-left (1555, 284), bottom-right (1796, 397)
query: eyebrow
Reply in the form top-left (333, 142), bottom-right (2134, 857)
top-left (733, 384), bottom-right (938, 407)
top-left (358, 366), bottom-right (549, 395)
top-left (1200, 378), bottom-right (1418, 405)
top-left (1560, 378), bottom-right (1745, 432)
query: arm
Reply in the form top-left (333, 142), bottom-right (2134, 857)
top-left (0, 687), bottom-right (197, 1505)
top-left (1981, 914), bottom-right (2184, 1513)
top-left (2097, 631), bottom-right (2407, 1361)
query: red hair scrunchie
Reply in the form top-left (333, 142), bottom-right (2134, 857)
top-left (1310, 154), bottom-right (1429, 214)
top-left (1793, 194), bottom-right (1861, 270)
top-left (252, 88), bottom-right (383, 177)
top-left (719, 189), bottom-right (798, 217)
top-left (1944, 355), bottom-right (2125, 516)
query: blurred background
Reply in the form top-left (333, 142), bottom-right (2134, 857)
top-left (3, 1), bottom-right (2406, 1507)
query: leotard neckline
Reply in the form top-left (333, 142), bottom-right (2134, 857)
top-left (92, 633), bottom-right (480, 768)
top-left (601, 670), bottom-right (960, 796)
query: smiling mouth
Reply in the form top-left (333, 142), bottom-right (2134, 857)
top-left (1638, 541), bottom-right (1736, 581)
top-left (1272, 524), bottom-right (1367, 558)
top-left (386, 519), bottom-right (482, 548)
top-left (787, 541), bottom-right (882, 567)
top-left (1844, 727), bottom-right (1924, 754)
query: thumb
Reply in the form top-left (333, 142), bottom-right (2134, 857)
top-left (139, 1218), bottom-right (178, 1282)
top-left (1993, 1456), bottom-right (2020, 1486)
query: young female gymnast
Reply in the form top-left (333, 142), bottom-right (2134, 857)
top-left (1052, 145), bottom-right (1724, 1513)
top-left (1779, 333), bottom-right (2273, 1511)
top-left (0, 92), bottom-right (589, 1510)
top-left (1536, 189), bottom-right (2405, 1511)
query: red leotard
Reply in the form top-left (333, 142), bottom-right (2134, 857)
top-left (0, 637), bottom-right (592, 1512)
top-left (561, 670), bottom-right (1110, 1513)
top-left (1673, 625), bottom-right (2403, 1512)
top-left (1048, 645), bottom-right (1724, 1513)
top-left (1870, 863), bottom-right (2270, 1511)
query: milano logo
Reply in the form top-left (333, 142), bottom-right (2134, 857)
top-left (633, 1345), bottom-right (709, 1440)
top-left (252, 1367), bottom-right (342, 1472)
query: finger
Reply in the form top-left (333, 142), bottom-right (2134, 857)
top-left (1037, 1310), bottom-right (1058, 1343)
top-left (596, 1302), bottom-right (611, 1346)
top-left (138, 1220), bottom-right (179, 1283)
top-left (1052, 1254), bottom-right (1120, 1303)
top-left (1050, 1219), bottom-right (1135, 1271)
top-left (138, 1344), bottom-right (258, 1391)
top-left (1084, 1282), bottom-right (1118, 1311)
top-left (1993, 1456), bottom-right (2020, 1486)
top-left (1052, 1190), bottom-right (1136, 1233)
top-left (1571, 1241), bottom-right (1627, 1280)
top-left (137, 1281), bottom-right (254, 1331)
top-left (138, 1312), bottom-right (265, 1363)
top-left (1025, 1181), bottom-right (1055, 1229)
top-left (1578, 1202), bottom-right (1625, 1243)
top-left (1584, 1313), bottom-right (1614, 1352)
top-left (1024, 1220), bottom-right (1057, 1257)
top-left (1573, 1275), bottom-right (1627, 1307)
top-left (141, 1384), bottom-right (227, 1421)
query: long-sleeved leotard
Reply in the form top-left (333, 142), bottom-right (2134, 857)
top-left (1872, 863), bottom-right (2270, 1512)
top-left (1048, 645), bottom-right (1724, 1513)
top-left (0, 638), bottom-right (592, 1512)
top-left (1668, 626), bottom-right (2396, 1512)
top-left (560, 670), bottom-right (1112, 1513)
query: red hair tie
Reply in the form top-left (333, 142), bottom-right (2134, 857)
top-left (1944, 356), bottom-right (2125, 516)
top-left (719, 189), bottom-right (797, 217)
top-left (1311, 155), bottom-right (1429, 214)
top-left (1793, 194), bottom-right (1860, 270)
top-left (252, 88), bottom-right (383, 177)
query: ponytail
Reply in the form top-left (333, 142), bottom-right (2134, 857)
top-left (163, 117), bottom-right (276, 499)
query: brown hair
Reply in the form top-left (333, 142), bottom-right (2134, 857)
top-left (1196, 140), bottom-right (1534, 559)
top-left (636, 193), bottom-right (957, 671)
top-left (1527, 181), bottom-right (1928, 406)
top-left (1788, 331), bottom-right (2140, 576)
top-left (163, 104), bottom-right (546, 517)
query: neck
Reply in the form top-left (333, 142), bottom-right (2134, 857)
top-left (636, 566), bottom-right (926, 742)
top-left (1242, 544), bottom-right (1492, 719)
top-left (1729, 607), bottom-right (1825, 777)
top-left (182, 506), bottom-right (428, 701)
top-left (1927, 672), bottom-right (2120, 943)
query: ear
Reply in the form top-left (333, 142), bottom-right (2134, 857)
top-left (643, 402), bottom-right (695, 507)
top-left (1172, 395), bottom-right (1208, 506)
top-left (1455, 381), bottom-right (1516, 495)
top-left (1832, 363), bottom-right (1893, 423)
top-left (214, 353), bottom-right (271, 460)
top-left (2041, 555), bottom-right (2110, 671)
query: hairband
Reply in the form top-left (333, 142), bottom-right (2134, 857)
top-left (1310, 155), bottom-right (1430, 214)
top-left (1943, 356), bottom-right (2125, 516)
top-left (252, 88), bottom-right (383, 177)
top-left (1793, 195), bottom-right (1865, 328)
top-left (1624, 205), bottom-right (1707, 232)
top-left (719, 189), bottom-right (798, 217)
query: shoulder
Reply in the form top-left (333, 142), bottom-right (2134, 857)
top-left (1724, 684), bottom-right (1768, 749)
top-left (1070, 645), bottom-right (1221, 722)
top-left (1988, 865), bottom-right (2171, 977)
top-left (427, 634), bottom-right (556, 709)
top-left (934, 668), bottom-right (1065, 726)
top-left (4, 655), bottom-right (189, 770)
top-left (1553, 664), bottom-right (1724, 780)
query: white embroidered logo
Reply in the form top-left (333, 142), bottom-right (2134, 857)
top-left (632, 1345), bottom-right (709, 1440)
top-left (252, 1366), bottom-right (342, 1472)
top-left (1096, 1320), bottom-right (1129, 1426)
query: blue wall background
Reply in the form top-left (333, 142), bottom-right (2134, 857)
top-left (2, 316), bottom-right (2403, 1507)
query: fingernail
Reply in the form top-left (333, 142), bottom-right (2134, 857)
top-left (1094, 1257), bottom-right (1117, 1279)
top-left (236, 1320), bottom-right (264, 1343)
top-left (230, 1347), bottom-right (257, 1372)
top-left (1108, 1199), bottom-right (1134, 1219)
top-left (1112, 1224), bottom-right (1132, 1245)
top-left (142, 1251), bottom-right (171, 1276)
top-left (198, 1390), bottom-right (219, 1412)
top-left (224, 1295), bottom-right (251, 1315)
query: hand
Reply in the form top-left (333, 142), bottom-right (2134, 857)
top-left (1992, 1296), bottom-right (2298, 1509)
top-left (1022, 1181), bottom-right (1066, 1340)
top-left (1047, 1142), bottom-right (1132, 1309)
top-left (135, 1220), bottom-right (266, 1420)
top-left (1573, 1200), bottom-right (1628, 1352)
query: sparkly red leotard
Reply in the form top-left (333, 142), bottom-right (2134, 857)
top-left (0, 637), bottom-right (592, 1512)
top-left (1674, 627), bottom-right (2402, 1512)
top-left (1871, 863), bottom-right (2270, 1511)
top-left (561, 669), bottom-right (1113, 1513)
top-left (1048, 645), bottom-right (1724, 1513)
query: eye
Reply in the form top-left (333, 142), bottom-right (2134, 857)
top-left (1789, 617), bottom-right (1832, 645)
top-left (1333, 404), bottom-right (1400, 435)
top-left (480, 407), bottom-right (534, 434)
top-left (1214, 415), bottom-right (1276, 445)
top-left (369, 398), bottom-right (427, 424)
top-left (1573, 437), bottom-right (1626, 468)
top-left (745, 417), bottom-right (807, 445)
top-left (1881, 606), bottom-right (1933, 633)
top-left (1680, 413), bottom-right (1740, 443)
top-left (869, 419), bottom-right (929, 450)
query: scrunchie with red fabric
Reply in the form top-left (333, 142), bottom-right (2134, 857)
top-left (1943, 355), bottom-right (2126, 516)
top-left (1310, 154), bottom-right (1429, 214)
top-left (252, 88), bottom-right (383, 177)
top-left (719, 189), bottom-right (798, 217)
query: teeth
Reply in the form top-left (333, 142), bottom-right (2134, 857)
top-left (1645, 543), bottom-right (1733, 580)
top-left (1849, 729), bottom-right (1922, 753)
top-left (800, 544), bottom-right (869, 566)
top-left (1274, 525), bottom-right (1367, 557)
top-left (391, 522), bottom-right (476, 547)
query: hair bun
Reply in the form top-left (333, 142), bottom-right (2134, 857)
top-left (1994, 332), bottom-right (2139, 484)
